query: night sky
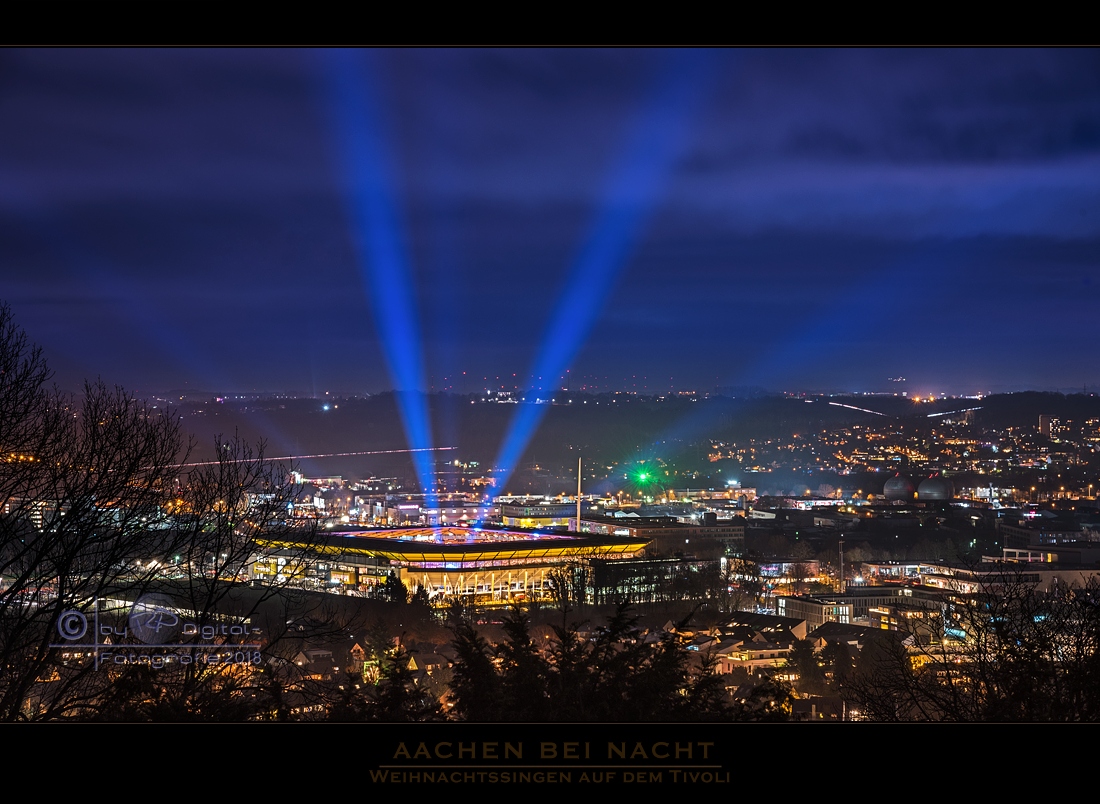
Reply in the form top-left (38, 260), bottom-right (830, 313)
top-left (4, 48), bottom-right (1100, 398)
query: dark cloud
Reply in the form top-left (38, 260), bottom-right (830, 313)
top-left (1, 48), bottom-right (1098, 395)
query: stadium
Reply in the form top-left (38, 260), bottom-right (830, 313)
top-left (252, 526), bottom-right (649, 603)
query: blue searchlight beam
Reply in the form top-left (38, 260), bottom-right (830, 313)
top-left (620, 239), bottom-right (989, 470)
top-left (318, 49), bottom-right (437, 505)
top-left (492, 49), bottom-right (718, 494)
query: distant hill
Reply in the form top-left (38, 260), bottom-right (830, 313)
top-left (169, 390), bottom-right (1098, 487)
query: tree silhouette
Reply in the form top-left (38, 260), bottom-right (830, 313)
top-left (328, 645), bottom-right (443, 722)
top-left (786, 638), bottom-right (827, 695)
top-left (0, 302), bottom-right (325, 721)
top-left (447, 603), bottom-right (790, 721)
top-left (380, 571), bottom-right (409, 604)
top-left (842, 571), bottom-right (1100, 721)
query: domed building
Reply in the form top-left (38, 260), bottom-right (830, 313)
top-left (917, 475), bottom-right (954, 502)
top-left (883, 473), bottom-right (916, 501)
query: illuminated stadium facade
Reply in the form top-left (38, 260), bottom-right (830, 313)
top-left (252, 526), bottom-right (649, 602)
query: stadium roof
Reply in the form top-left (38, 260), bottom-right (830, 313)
top-left (257, 526), bottom-right (649, 566)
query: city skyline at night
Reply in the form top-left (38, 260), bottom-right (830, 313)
top-left (8, 47), bottom-right (1100, 727)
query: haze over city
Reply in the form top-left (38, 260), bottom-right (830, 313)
top-left (3, 48), bottom-right (1099, 400)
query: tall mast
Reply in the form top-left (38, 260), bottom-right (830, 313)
top-left (838, 536), bottom-right (845, 593)
top-left (575, 456), bottom-right (582, 532)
